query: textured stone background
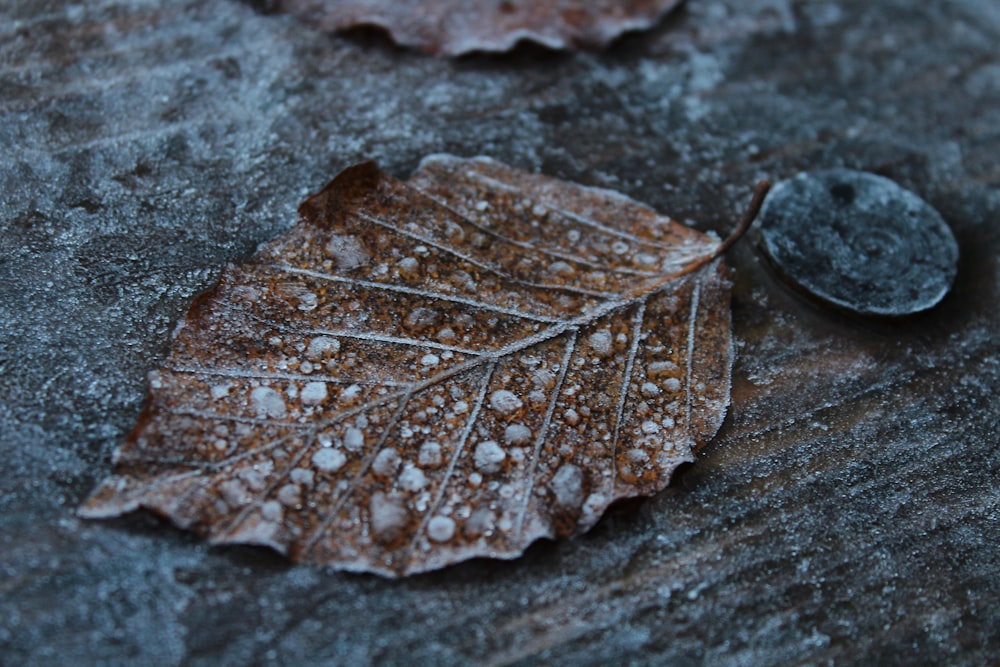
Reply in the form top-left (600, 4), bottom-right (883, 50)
top-left (2, 0), bottom-right (998, 664)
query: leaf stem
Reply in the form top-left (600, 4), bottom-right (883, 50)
top-left (668, 180), bottom-right (772, 280)
top-left (714, 180), bottom-right (772, 259)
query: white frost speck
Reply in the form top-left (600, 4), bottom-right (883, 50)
top-left (641, 420), bottom-right (660, 435)
top-left (474, 440), bottom-right (506, 474)
top-left (250, 386), bottom-right (287, 419)
top-left (421, 353), bottom-right (440, 367)
top-left (427, 515), bottom-right (456, 542)
top-left (490, 390), bottom-right (523, 415)
top-left (312, 448), bottom-right (346, 473)
top-left (300, 381), bottom-right (328, 406)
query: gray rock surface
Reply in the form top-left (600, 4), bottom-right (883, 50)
top-left (2, 0), bottom-right (998, 664)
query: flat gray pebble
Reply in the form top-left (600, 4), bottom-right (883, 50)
top-left (757, 169), bottom-right (959, 316)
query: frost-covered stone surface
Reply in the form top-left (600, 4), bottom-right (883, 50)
top-left (2, 0), bottom-right (999, 663)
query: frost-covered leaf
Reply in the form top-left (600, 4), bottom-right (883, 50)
top-left (265, 0), bottom-right (684, 56)
top-left (82, 155), bottom-right (748, 576)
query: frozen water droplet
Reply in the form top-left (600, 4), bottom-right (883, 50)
top-left (611, 240), bottom-right (629, 255)
top-left (370, 492), bottom-right (408, 544)
top-left (563, 409), bottom-right (580, 426)
top-left (326, 234), bottom-right (371, 270)
top-left (640, 382), bottom-right (661, 398)
top-left (663, 377), bottom-right (682, 393)
top-left (290, 468), bottom-right (314, 485)
top-left (548, 261), bottom-right (575, 278)
top-left (261, 500), bottom-right (283, 522)
top-left (444, 220), bottom-right (465, 242)
top-left (220, 479), bottom-right (251, 507)
top-left (250, 386), bottom-right (287, 419)
top-left (649, 361), bottom-right (679, 377)
top-left (210, 383), bottom-right (232, 401)
top-left (404, 307), bottom-right (440, 333)
top-left (399, 463), bottom-right (428, 492)
top-left (475, 200), bottom-right (489, 212)
top-left (427, 515), bottom-right (456, 542)
top-left (373, 448), bottom-right (401, 478)
top-left (551, 464), bottom-right (584, 508)
top-left (277, 483), bottom-right (301, 507)
top-left (531, 368), bottom-right (555, 389)
top-left (300, 381), bottom-right (328, 406)
top-left (397, 256), bottom-right (420, 277)
top-left (436, 327), bottom-right (457, 344)
top-left (464, 508), bottom-right (494, 537)
top-left (307, 336), bottom-right (340, 360)
top-left (341, 384), bottom-right (362, 401)
top-left (343, 427), bottom-right (364, 451)
top-left (587, 329), bottom-right (613, 358)
top-left (312, 448), bottom-right (346, 472)
top-left (490, 390), bottom-right (522, 415)
top-left (474, 440), bottom-right (506, 474)
top-left (641, 420), bottom-right (660, 435)
top-left (453, 400), bottom-right (469, 415)
top-left (421, 353), bottom-right (440, 367)
top-left (581, 492), bottom-right (607, 524)
top-left (418, 441), bottom-right (442, 468)
top-left (297, 291), bottom-right (318, 311)
top-left (504, 423), bottom-right (532, 445)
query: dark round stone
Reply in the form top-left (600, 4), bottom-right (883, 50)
top-left (757, 169), bottom-right (959, 316)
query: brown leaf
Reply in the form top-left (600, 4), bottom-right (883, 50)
top-left (270, 0), bottom-right (684, 56)
top-left (81, 155), bottom-right (738, 576)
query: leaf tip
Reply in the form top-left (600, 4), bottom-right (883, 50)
top-left (298, 160), bottom-right (384, 221)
